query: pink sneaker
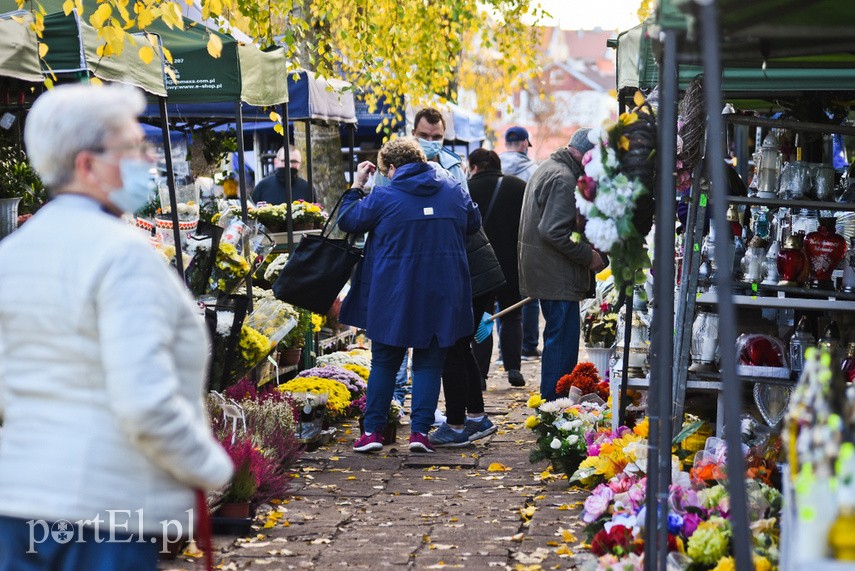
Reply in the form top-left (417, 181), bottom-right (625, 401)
top-left (408, 432), bottom-right (435, 453)
top-left (353, 431), bottom-right (385, 453)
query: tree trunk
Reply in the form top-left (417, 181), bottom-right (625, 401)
top-left (294, 123), bottom-right (347, 215)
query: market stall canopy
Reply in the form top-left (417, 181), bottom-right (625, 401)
top-left (351, 95), bottom-right (404, 144)
top-left (658, 0), bottom-right (855, 64)
top-left (287, 70), bottom-right (355, 123)
top-left (0, 12), bottom-right (44, 82)
top-left (0, 0), bottom-right (167, 95)
top-left (615, 19), bottom-right (855, 94)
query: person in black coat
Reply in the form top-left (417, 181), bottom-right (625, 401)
top-left (251, 147), bottom-right (312, 204)
top-left (468, 148), bottom-right (528, 387)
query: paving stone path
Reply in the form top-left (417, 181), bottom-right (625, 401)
top-left (163, 357), bottom-right (595, 571)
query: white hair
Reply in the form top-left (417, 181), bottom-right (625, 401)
top-left (24, 84), bottom-right (146, 189)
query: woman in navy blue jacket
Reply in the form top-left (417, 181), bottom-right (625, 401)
top-left (338, 138), bottom-right (481, 453)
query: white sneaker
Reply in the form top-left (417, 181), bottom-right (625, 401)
top-left (432, 409), bottom-right (447, 428)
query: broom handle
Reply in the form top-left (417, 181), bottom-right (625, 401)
top-left (485, 297), bottom-right (534, 323)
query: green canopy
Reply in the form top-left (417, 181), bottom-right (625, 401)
top-left (0, 0), bottom-right (167, 95)
top-left (616, 16), bottom-right (855, 94)
top-left (0, 0), bottom-right (289, 105)
top-left (0, 11), bottom-right (42, 82)
top-left (657, 0), bottom-right (855, 64)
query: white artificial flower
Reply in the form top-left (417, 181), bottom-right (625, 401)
top-left (538, 401), bottom-right (566, 414)
top-left (567, 434), bottom-right (579, 445)
top-left (585, 146), bottom-right (606, 180)
top-left (604, 147), bottom-right (619, 170)
top-left (585, 218), bottom-right (619, 252)
top-left (576, 191), bottom-right (593, 217)
top-left (550, 438), bottom-right (562, 450)
top-left (594, 189), bottom-right (628, 218)
top-left (215, 311), bottom-right (235, 336)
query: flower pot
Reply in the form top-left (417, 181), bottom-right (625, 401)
top-left (0, 197), bottom-right (21, 240)
top-left (584, 347), bottom-right (614, 380)
top-left (279, 347), bottom-right (303, 367)
top-left (216, 501), bottom-right (251, 518)
top-left (293, 221), bottom-right (314, 231)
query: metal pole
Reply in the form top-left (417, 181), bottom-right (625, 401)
top-left (651, 26), bottom-right (679, 571)
top-left (619, 292), bottom-right (633, 426)
top-left (234, 101), bottom-right (253, 308)
top-left (349, 123), bottom-right (356, 185)
top-left (305, 120), bottom-right (314, 203)
top-left (697, 2), bottom-right (753, 570)
top-left (282, 103), bottom-right (294, 255)
top-left (157, 97), bottom-right (184, 281)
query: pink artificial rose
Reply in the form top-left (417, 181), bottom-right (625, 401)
top-left (627, 481), bottom-right (646, 511)
top-left (582, 149), bottom-right (594, 166)
top-left (577, 175), bottom-right (597, 201)
top-left (583, 485), bottom-right (615, 523)
top-left (608, 475), bottom-right (633, 494)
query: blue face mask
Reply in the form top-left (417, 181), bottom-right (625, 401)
top-left (109, 159), bottom-right (156, 214)
top-left (417, 138), bottom-right (442, 160)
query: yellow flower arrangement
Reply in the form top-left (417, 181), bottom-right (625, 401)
top-left (633, 417), bottom-right (649, 438)
top-left (343, 363), bottom-right (369, 381)
top-left (279, 376), bottom-right (352, 418)
top-left (525, 415), bottom-right (540, 429)
top-left (210, 242), bottom-right (251, 294)
top-left (311, 313), bottom-right (325, 333)
top-left (238, 325), bottom-right (271, 367)
top-left (527, 394), bottom-right (545, 408)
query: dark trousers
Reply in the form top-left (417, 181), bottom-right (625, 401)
top-left (441, 295), bottom-right (491, 426)
top-left (472, 286), bottom-right (523, 376)
top-left (521, 298), bottom-right (541, 353)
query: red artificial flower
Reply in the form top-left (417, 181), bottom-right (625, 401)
top-left (591, 525), bottom-right (643, 557)
top-left (556, 362), bottom-right (602, 397)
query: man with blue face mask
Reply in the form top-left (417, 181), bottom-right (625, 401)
top-left (411, 107), bottom-right (468, 191)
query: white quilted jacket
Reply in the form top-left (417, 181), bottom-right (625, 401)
top-left (0, 194), bottom-right (232, 534)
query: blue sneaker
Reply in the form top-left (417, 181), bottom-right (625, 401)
top-left (462, 416), bottom-right (497, 442)
top-left (428, 423), bottom-right (470, 448)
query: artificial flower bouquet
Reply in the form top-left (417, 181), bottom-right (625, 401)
top-left (526, 392), bottom-right (611, 476)
top-left (576, 90), bottom-right (656, 296)
top-left (557, 362), bottom-right (610, 401)
top-left (208, 218), bottom-right (275, 297)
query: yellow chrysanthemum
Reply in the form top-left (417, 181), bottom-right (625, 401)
top-left (525, 415), bottom-right (540, 429)
top-left (279, 376), bottom-right (351, 417)
top-left (633, 417), bottom-right (649, 438)
top-left (527, 394), bottom-right (544, 409)
top-left (343, 363), bottom-right (369, 381)
top-left (754, 556), bottom-right (772, 571)
top-left (712, 557), bottom-right (735, 571)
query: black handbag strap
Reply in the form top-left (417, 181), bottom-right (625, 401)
top-left (317, 188), bottom-right (364, 243)
top-left (481, 176), bottom-right (503, 225)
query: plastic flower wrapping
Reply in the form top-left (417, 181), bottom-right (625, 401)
top-left (207, 218), bottom-right (275, 297)
top-left (206, 295), bottom-right (299, 392)
top-left (577, 90), bottom-right (656, 296)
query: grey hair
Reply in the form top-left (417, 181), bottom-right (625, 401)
top-left (24, 84), bottom-right (146, 190)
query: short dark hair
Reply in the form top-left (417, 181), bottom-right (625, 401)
top-left (413, 107), bottom-right (446, 131)
top-left (468, 148), bottom-right (501, 172)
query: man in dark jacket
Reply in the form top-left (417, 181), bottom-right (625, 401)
top-left (251, 147), bottom-right (312, 204)
top-left (467, 148), bottom-right (527, 387)
top-left (518, 129), bottom-right (606, 401)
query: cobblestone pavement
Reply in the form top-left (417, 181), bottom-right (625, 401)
top-left (163, 356), bottom-right (595, 571)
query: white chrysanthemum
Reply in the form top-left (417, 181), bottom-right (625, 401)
top-left (567, 434), bottom-right (579, 446)
top-left (551, 397), bottom-right (579, 409)
top-left (538, 400), bottom-right (566, 414)
top-left (550, 438), bottom-right (562, 450)
top-left (585, 218), bottom-right (620, 251)
top-left (576, 190), bottom-right (594, 217)
top-left (215, 311), bottom-right (235, 336)
top-left (594, 189), bottom-right (628, 218)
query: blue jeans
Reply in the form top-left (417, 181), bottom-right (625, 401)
top-left (365, 340), bottom-right (447, 435)
top-left (0, 515), bottom-right (158, 570)
top-left (540, 300), bottom-right (581, 401)
top-left (393, 353), bottom-right (410, 404)
top-left (521, 299), bottom-right (541, 354)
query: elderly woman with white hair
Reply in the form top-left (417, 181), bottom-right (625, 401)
top-left (0, 84), bottom-right (232, 569)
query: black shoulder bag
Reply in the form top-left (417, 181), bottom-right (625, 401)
top-left (272, 191), bottom-right (363, 314)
